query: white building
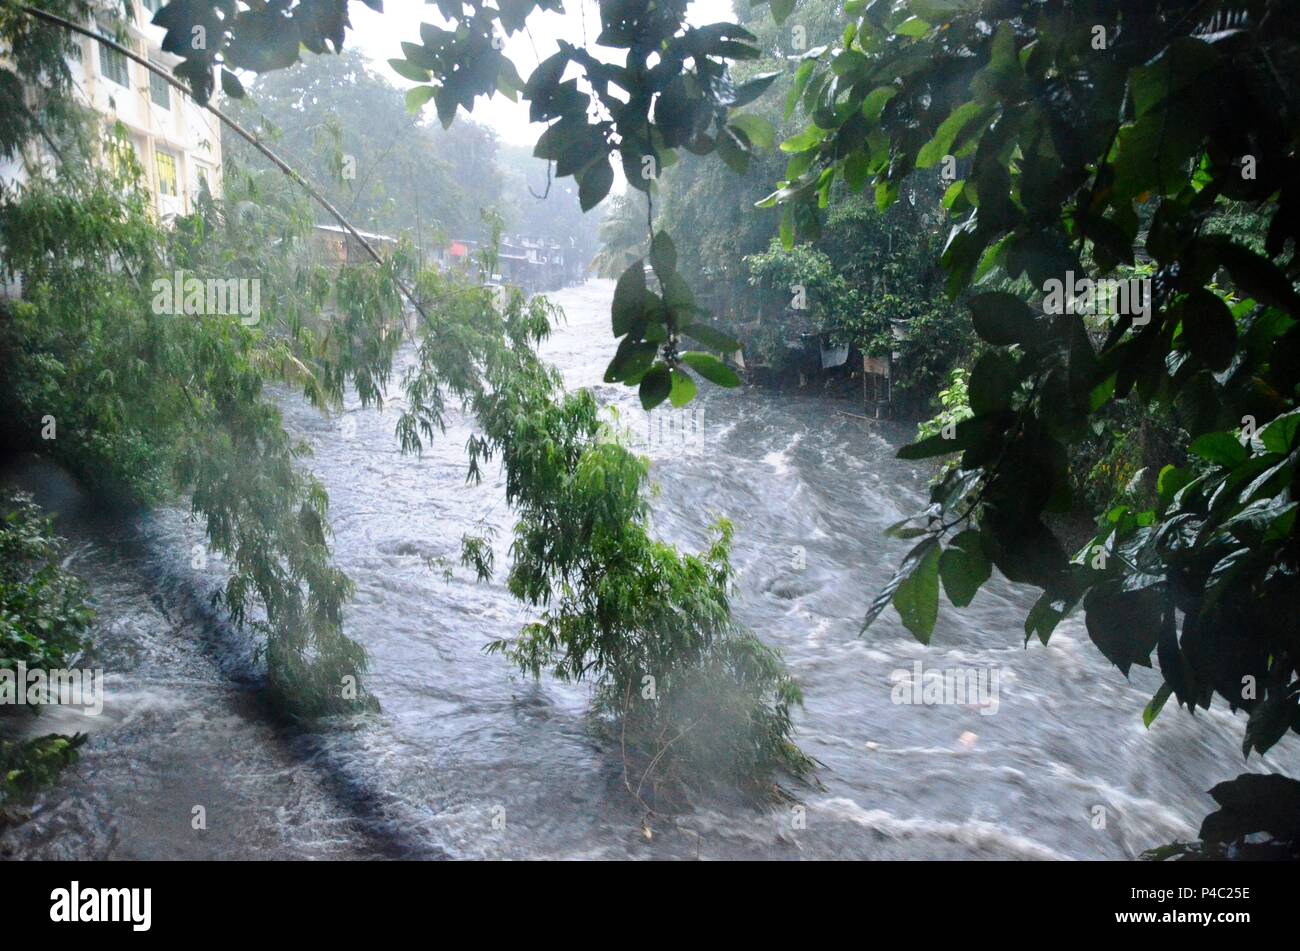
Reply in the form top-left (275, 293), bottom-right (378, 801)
top-left (1, 0), bottom-right (222, 217)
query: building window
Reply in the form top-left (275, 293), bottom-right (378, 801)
top-left (98, 44), bottom-right (129, 87)
top-left (149, 67), bottom-right (170, 109)
top-left (156, 151), bottom-right (177, 197)
top-left (107, 136), bottom-right (138, 181)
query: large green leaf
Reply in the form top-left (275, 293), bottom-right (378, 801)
top-left (668, 368), bottom-right (697, 407)
top-left (578, 156), bottom-right (614, 211)
top-left (968, 292), bottom-right (1040, 346)
top-left (639, 363), bottom-right (672, 409)
top-left (388, 58), bottom-right (431, 83)
top-left (1083, 582), bottom-right (1161, 677)
top-left (938, 530), bottom-right (990, 608)
top-left (729, 114), bottom-right (775, 152)
top-left (916, 102), bottom-right (987, 169)
top-left (893, 539), bottom-right (941, 643)
top-left (649, 230), bottom-right (677, 280)
top-left (1179, 289), bottom-right (1237, 371)
top-left (612, 260), bottom-right (647, 337)
top-left (681, 322), bottom-right (740, 354)
top-left (680, 352), bottom-right (739, 387)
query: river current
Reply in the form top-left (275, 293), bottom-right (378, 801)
top-left (3, 279), bottom-right (1295, 860)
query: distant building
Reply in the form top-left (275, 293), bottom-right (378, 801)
top-left (0, 1), bottom-right (223, 217)
top-left (312, 224), bottom-right (398, 269)
top-left (437, 234), bottom-right (578, 293)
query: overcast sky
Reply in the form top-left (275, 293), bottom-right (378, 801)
top-left (347, 0), bottom-right (738, 146)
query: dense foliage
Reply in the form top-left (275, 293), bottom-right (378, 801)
top-left (771, 1), bottom-right (1300, 769)
top-left (1, 164), bottom-right (393, 715)
top-left (0, 492), bottom-right (92, 818)
top-left (0, 491), bottom-right (92, 671)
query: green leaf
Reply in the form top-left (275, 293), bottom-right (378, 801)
top-left (225, 11), bottom-right (300, 71)
top-left (680, 352), bottom-right (740, 387)
top-left (897, 414), bottom-right (995, 460)
top-left (894, 16), bottom-right (931, 38)
top-left (1212, 238), bottom-right (1300, 312)
top-left (893, 538), bottom-right (941, 643)
top-left (1179, 289), bottom-right (1237, 371)
top-left (612, 260), bottom-right (647, 337)
top-left (785, 61), bottom-right (814, 120)
top-left (1156, 465), bottom-right (1194, 510)
top-left (779, 205), bottom-right (794, 249)
top-left (1024, 590), bottom-right (1070, 646)
top-left (1259, 410), bottom-right (1300, 454)
top-left (1199, 774), bottom-right (1300, 843)
top-left (681, 322), bottom-right (740, 353)
top-left (1130, 37), bottom-right (1219, 118)
top-left (968, 292), bottom-right (1040, 346)
top-left (910, 0), bottom-right (971, 18)
top-left (938, 530), bottom-right (990, 607)
top-left (780, 125), bottom-right (824, 153)
top-left (1188, 431), bottom-right (1248, 467)
top-left (860, 85), bottom-right (898, 124)
top-left (639, 363), bottom-right (672, 409)
top-left (578, 156), bottom-right (614, 211)
top-left (715, 126), bottom-right (751, 173)
top-left (967, 350), bottom-right (1017, 414)
top-left (916, 101), bottom-right (986, 169)
top-left (605, 337), bottom-right (658, 383)
top-left (220, 68), bottom-right (245, 99)
top-left (729, 114), bottom-right (775, 152)
top-left (650, 231), bottom-right (677, 279)
top-left (1083, 582), bottom-right (1161, 677)
top-left (1143, 683), bottom-right (1172, 728)
top-left (404, 85), bottom-right (435, 114)
top-left (1113, 104), bottom-right (1204, 201)
top-left (863, 537), bottom-right (937, 632)
top-left (669, 368), bottom-right (697, 407)
top-left (730, 72), bottom-right (781, 108)
top-left (388, 58), bottom-right (431, 83)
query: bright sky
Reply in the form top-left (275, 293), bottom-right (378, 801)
top-left (348, 0), bottom-right (738, 146)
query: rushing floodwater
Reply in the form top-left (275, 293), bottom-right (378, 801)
top-left (4, 278), bottom-right (1297, 860)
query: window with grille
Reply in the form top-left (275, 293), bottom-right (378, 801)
top-left (149, 68), bottom-right (170, 109)
top-left (98, 44), bottom-right (129, 87)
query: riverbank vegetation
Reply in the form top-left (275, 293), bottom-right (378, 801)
top-left (0, 491), bottom-right (90, 819)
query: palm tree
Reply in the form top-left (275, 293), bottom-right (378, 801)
top-left (589, 190), bottom-right (648, 278)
